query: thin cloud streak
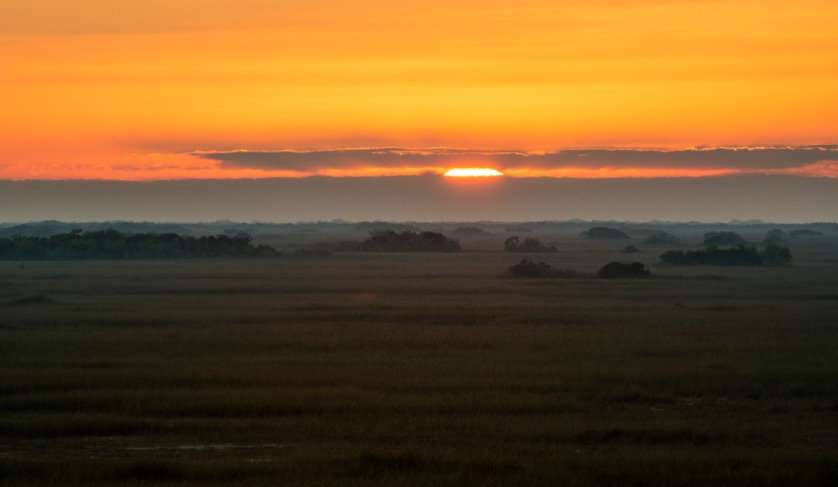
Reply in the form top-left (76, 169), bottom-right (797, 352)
top-left (194, 146), bottom-right (838, 178)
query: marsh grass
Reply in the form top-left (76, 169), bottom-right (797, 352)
top-left (1, 239), bottom-right (838, 485)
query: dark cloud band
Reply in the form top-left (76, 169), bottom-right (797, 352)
top-left (194, 146), bottom-right (838, 174)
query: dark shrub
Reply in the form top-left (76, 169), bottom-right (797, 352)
top-left (506, 260), bottom-right (591, 279)
top-left (761, 244), bottom-right (793, 266)
top-left (597, 261), bottom-right (650, 279)
top-left (505, 236), bottom-right (556, 252)
top-left (506, 259), bottom-right (557, 278)
top-left (660, 245), bottom-right (764, 266)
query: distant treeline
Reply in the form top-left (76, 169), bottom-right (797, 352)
top-left (504, 236), bottom-right (557, 252)
top-left (0, 229), bottom-right (279, 260)
top-left (660, 244), bottom-right (791, 266)
top-left (360, 230), bottom-right (461, 252)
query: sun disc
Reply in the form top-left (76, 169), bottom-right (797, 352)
top-left (444, 167), bottom-right (504, 177)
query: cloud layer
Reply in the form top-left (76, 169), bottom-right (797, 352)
top-left (195, 146), bottom-right (838, 178)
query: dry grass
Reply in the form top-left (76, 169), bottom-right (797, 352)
top-left (2, 236), bottom-right (838, 485)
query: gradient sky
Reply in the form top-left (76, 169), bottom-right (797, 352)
top-left (1, 1), bottom-right (837, 221)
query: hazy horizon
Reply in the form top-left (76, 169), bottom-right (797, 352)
top-left (2, 174), bottom-right (836, 225)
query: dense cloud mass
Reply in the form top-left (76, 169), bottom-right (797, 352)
top-left (195, 147), bottom-right (838, 176)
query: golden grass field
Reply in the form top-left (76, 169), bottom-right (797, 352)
top-left (2, 232), bottom-right (837, 485)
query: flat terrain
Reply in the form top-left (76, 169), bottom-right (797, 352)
top-left (2, 236), bottom-right (838, 485)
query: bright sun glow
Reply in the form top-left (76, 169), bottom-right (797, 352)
top-left (444, 168), bottom-right (504, 177)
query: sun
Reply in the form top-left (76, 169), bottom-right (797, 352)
top-left (443, 167), bottom-right (504, 177)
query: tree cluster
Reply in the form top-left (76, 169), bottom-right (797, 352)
top-left (582, 227), bottom-right (630, 240)
top-left (505, 259), bottom-right (587, 278)
top-left (360, 230), bottom-right (461, 252)
top-left (504, 236), bottom-right (556, 252)
top-left (505, 259), bottom-right (559, 278)
top-left (0, 229), bottom-right (279, 260)
top-left (660, 244), bottom-right (791, 266)
top-left (702, 231), bottom-right (747, 246)
top-left (764, 229), bottom-right (787, 246)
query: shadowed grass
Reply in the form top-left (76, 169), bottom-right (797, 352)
top-left (1, 243), bottom-right (838, 485)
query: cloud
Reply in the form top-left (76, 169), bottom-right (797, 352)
top-left (194, 146), bottom-right (838, 178)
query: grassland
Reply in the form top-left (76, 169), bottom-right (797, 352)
top-left (1, 234), bottom-right (837, 485)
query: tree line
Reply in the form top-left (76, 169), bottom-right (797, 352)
top-left (360, 230), bottom-right (461, 252)
top-left (0, 229), bottom-right (279, 260)
top-left (660, 244), bottom-right (792, 266)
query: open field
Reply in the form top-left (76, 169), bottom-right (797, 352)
top-left (2, 235), bottom-right (838, 485)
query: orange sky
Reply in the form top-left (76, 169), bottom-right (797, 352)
top-left (2, 0), bottom-right (838, 180)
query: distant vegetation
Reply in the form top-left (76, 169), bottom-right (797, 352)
top-left (504, 236), bottom-right (557, 252)
top-left (762, 244), bottom-right (795, 266)
top-left (789, 229), bottom-right (824, 238)
top-left (764, 229), bottom-right (787, 246)
top-left (582, 227), bottom-right (629, 239)
top-left (505, 259), bottom-right (588, 278)
top-left (353, 221), bottom-right (420, 234)
top-left (0, 229), bottom-right (279, 260)
top-left (360, 230), bottom-right (461, 252)
top-left (506, 259), bottom-right (650, 279)
top-left (660, 244), bottom-right (792, 266)
top-left (452, 226), bottom-right (487, 236)
top-left (621, 245), bottom-right (641, 253)
top-left (597, 261), bottom-right (651, 278)
top-left (702, 231), bottom-right (747, 246)
top-left (643, 232), bottom-right (680, 245)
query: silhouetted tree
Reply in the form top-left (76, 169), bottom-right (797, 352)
top-left (506, 259), bottom-right (557, 278)
top-left (761, 244), bottom-right (793, 266)
top-left (504, 236), bottom-right (520, 252)
top-left (0, 230), bottom-right (279, 260)
top-left (361, 230), bottom-right (461, 252)
top-left (764, 229), bottom-right (787, 246)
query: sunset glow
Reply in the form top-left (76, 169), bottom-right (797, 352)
top-left (444, 168), bottom-right (504, 178)
top-left (1, 1), bottom-right (837, 182)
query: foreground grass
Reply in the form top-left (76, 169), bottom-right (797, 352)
top-left (1, 251), bottom-right (838, 485)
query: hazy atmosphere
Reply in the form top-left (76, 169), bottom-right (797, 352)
top-left (2, 174), bottom-right (837, 223)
